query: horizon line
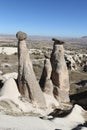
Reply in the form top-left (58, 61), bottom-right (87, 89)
top-left (0, 33), bottom-right (85, 39)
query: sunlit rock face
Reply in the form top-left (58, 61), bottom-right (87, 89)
top-left (0, 78), bottom-right (20, 99)
top-left (39, 56), bottom-right (59, 109)
top-left (51, 38), bottom-right (70, 103)
top-left (16, 31), bottom-right (46, 109)
top-left (39, 55), bottom-right (53, 95)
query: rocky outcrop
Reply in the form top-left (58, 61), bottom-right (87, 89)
top-left (65, 53), bottom-right (87, 71)
top-left (16, 31), bottom-right (46, 109)
top-left (51, 38), bottom-right (70, 103)
top-left (0, 72), bottom-right (18, 82)
top-left (65, 54), bottom-right (77, 70)
top-left (0, 47), bottom-right (17, 55)
top-left (39, 55), bottom-right (59, 108)
top-left (0, 78), bottom-right (20, 99)
top-left (39, 55), bottom-right (53, 95)
top-left (0, 78), bottom-right (44, 114)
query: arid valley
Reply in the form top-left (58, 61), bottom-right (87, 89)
top-left (0, 34), bottom-right (87, 130)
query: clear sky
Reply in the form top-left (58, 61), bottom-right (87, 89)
top-left (0, 0), bottom-right (87, 37)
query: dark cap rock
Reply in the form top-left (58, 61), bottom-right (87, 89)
top-left (52, 38), bottom-right (64, 45)
top-left (16, 31), bottom-right (27, 41)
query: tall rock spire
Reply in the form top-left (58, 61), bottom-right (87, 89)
top-left (16, 31), bottom-right (46, 109)
top-left (51, 38), bottom-right (70, 103)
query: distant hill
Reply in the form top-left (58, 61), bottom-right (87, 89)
top-left (81, 36), bottom-right (87, 39)
top-left (0, 34), bottom-right (87, 45)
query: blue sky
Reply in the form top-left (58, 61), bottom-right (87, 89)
top-left (0, 0), bottom-right (87, 37)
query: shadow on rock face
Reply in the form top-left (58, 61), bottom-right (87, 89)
top-left (76, 80), bottom-right (87, 87)
top-left (55, 129), bottom-right (62, 130)
top-left (48, 107), bottom-right (73, 118)
top-left (70, 91), bottom-right (87, 110)
top-left (0, 80), bottom-right (3, 89)
top-left (72, 122), bottom-right (87, 130)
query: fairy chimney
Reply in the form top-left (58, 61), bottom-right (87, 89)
top-left (50, 38), bottom-right (70, 103)
top-left (16, 31), bottom-right (46, 108)
top-left (39, 55), bottom-right (53, 95)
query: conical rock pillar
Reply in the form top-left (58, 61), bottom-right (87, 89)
top-left (51, 38), bottom-right (70, 103)
top-left (16, 31), bottom-right (46, 109)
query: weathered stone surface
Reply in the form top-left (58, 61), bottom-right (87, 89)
top-left (16, 31), bottom-right (27, 41)
top-left (39, 56), bottom-right (58, 108)
top-left (51, 38), bottom-right (70, 103)
top-left (16, 31), bottom-right (46, 109)
top-left (0, 78), bottom-right (20, 99)
top-left (39, 56), bottom-right (53, 95)
top-left (65, 54), bottom-right (77, 71)
top-left (64, 53), bottom-right (87, 71)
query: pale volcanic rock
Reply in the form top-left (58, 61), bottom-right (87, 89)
top-left (0, 104), bottom-right (85, 130)
top-left (51, 38), bottom-right (70, 103)
top-left (0, 78), bottom-right (20, 99)
top-left (1, 72), bottom-right (18, 82)
top-left (39, 56), bottom-right (53, 95)
top-left (16, 31), bottom-right (46, 109)
top-left (0, 47), bottom-right (17, 55)
top-left (44, 93), bottom-right (59, 109)
top-left (65, 54), bottom-right (77, 70)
